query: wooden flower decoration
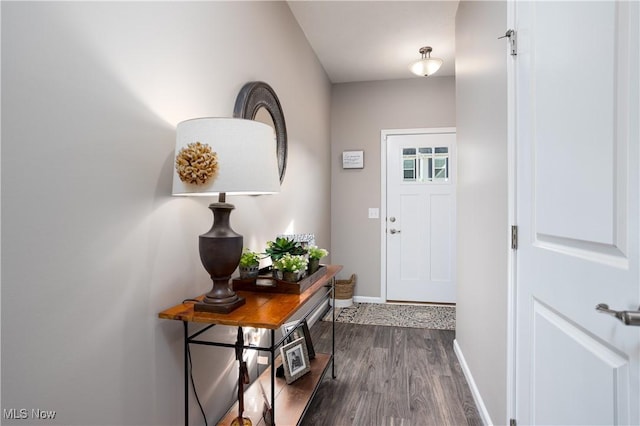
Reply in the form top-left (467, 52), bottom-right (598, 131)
top-left (175, 142), bottom-right (218, 185)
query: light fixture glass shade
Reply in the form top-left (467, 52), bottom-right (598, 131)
top-left (409, 57), bottom-right (444, 77)
top-left (172, 117), bottom-right (280, 196)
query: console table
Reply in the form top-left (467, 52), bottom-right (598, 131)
top-left (159, 264), bottom-right (342, 426)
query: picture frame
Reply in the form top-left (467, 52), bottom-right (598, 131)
top-left (280, 337), bottom-right (311, 384)
top-left (342, 150), bottom-right (364, 169)
top-left (280, 318), bottom-right (315, 359)
top-left (277, 233), bottom-right (316, 249)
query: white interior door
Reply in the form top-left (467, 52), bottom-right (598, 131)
top-left (385, 130), bottom-right (456, 303)
top-left (514, 2), bottom-right (640, 424)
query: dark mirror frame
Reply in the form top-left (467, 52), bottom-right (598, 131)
top-left (233, 81), bottom-right (288, 183)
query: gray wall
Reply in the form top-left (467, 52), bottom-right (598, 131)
top-left (455, 1), bottom-right (508, 424)
top-left (331, 77), bottom-right (456, 299)
top-left (1, 2), bottom-right (331, 425)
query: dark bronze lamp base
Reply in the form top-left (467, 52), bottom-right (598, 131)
top-left (196, 200), bottom-right (245, 314)
top-left (194, 297), bottom-right (245, 314)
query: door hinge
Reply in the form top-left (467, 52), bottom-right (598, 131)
top-left (499, 29), bottom-right (517, 56)
top-left (510, 419), bottom-right (517, 426)
top-left (511, 225), bottom-right (518, 250)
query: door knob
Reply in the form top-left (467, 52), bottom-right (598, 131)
top-left (389, 229), bottom-right (401, 234)
top-left (596, 303), bottom-right (640, 326)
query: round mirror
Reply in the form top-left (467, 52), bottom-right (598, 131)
top-left (254, 107), bottom-right (275, 130)
top-left (233, 82), bottom-right (287, 183)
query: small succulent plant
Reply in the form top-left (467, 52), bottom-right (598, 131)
top-left (264, 237), bottom-right (307, 261)
top-left (239, 249), bottom-right (260, 267)
top-left (272, 253), bottom-right (309, 273)
top-left (308, 246), bottom-right (329, 260)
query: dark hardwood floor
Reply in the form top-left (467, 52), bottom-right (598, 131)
top-left (301, 320), bottom-right (482, 426)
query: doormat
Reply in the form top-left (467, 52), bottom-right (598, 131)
top-left (322, 302), bottom-right (455, 330)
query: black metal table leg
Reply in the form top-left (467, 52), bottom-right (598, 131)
top-left (270, 329), bottom-right (276, 425)
top-left (332, 278), bottom-right (336, 379)
top-left (183, 321), bottom-right (189, 426)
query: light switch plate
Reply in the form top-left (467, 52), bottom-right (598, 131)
top-left (368, 208), bottom-right (379, 219)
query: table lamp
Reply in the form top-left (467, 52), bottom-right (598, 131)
top-left (173, 117), bottom-right (280, 313)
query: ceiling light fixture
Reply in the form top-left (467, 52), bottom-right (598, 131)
top-left (409, 46), bottom-right (443, 77)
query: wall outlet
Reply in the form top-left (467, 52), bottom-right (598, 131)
top-left (368, 208), bottom-right (379, 219)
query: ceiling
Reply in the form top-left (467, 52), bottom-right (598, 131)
top-left (287, 1), bottom-right (459, 84)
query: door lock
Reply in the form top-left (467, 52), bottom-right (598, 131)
top-left (389, 217), bottom-right (396, 223)
top-left (389, 229), bottom-right (401, 234)
top-left (596, 303), bottom-right (640, 326)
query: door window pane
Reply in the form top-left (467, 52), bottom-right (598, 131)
top-left (434, 157), bottom-right (448, 180)
top-left (402, 146), bottom-right (449, 183)
top-left (403, 158), bottom-right (416, 181)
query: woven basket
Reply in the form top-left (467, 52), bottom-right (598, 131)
top-left (335, 274), bottom-right (356, 300)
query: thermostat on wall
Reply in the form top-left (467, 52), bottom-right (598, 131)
top-left (342, 150), bottom-right (364, 169)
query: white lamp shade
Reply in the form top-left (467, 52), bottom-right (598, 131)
top-left (172, 118), bottom-right (280, 196)
top-left (409, 57), bottom-right (443, 76)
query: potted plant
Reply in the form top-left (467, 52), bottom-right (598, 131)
top-left (272, 253), bottom-right (308, 282)
top-left (265, 237), bottom-right (307, 261)
top-left (265, 237), bottom-right (307, 279)
top-left (307, 246), bottom-right (328, 274)
top-left (239, 249), bottom-right (260, 280)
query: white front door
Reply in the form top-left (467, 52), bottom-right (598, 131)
top-left (514, 1), bottom-right (640, 424)
top-left (385, 129), bottom-right (456, 303)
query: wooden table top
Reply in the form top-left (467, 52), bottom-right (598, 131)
top-left (158, 264), bottom-right (342, 329)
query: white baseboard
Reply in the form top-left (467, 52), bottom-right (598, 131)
top-left (330, 298), bottom-right (353, 308)
top-left (353, 296), bottom-right (384, 304)
top-left (453, 339), bottom-right (493, 426)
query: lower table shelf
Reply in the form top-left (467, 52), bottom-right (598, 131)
top-left (217, 353), bottom-right (332, 426)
